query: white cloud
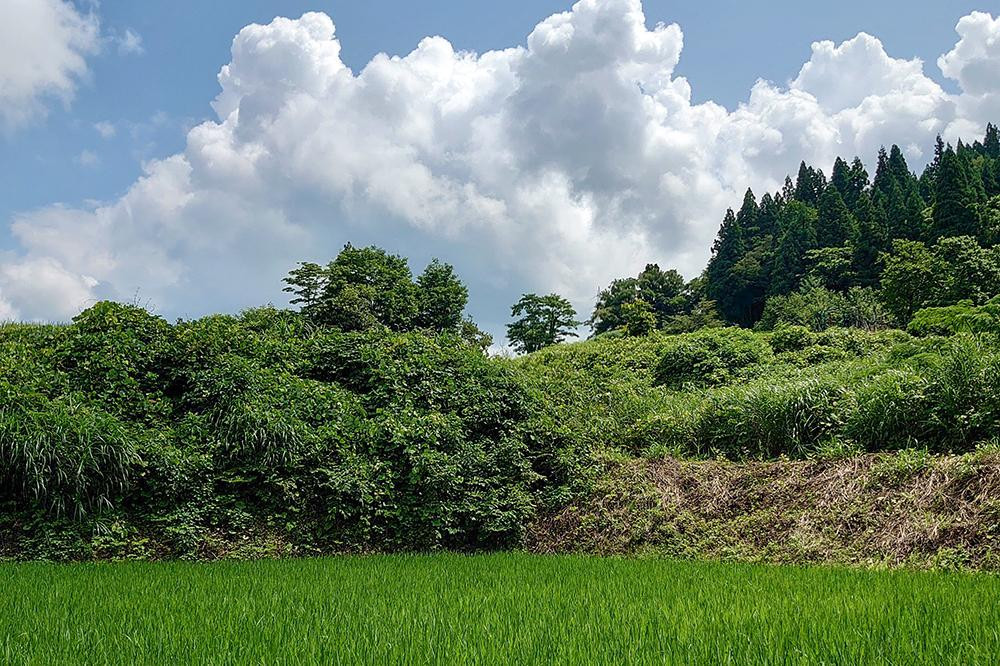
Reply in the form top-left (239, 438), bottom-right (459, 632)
top-left (0, 0), bottom-right (100, 130)
top-left (0, 255), bottom-right (98, 322)
top-left (94, 120), bottom-right (116, 138)
top-left (2, 1), bottom-right (1000, 335)
top-left (76, 149), bottom-right (99, 167)
top-left (938, 11), bottom-right (1000, 139)
top-left (116, 28), bottom-right (145, 56)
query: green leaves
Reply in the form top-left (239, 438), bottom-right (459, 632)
top-left (507, 293), bottom-right (581, 354)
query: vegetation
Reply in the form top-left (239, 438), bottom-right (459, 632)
top-left (506, 293), bottom-right (581, 353)
top-left (4, 126), bottom-right (1000, 571)
top-left (579, 124), bottom-right (1000, 337)
top-left (3, 554), bottom-right (998, 664)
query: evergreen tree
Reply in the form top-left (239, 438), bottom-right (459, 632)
top-left (816, 184), bottom-right (858, 248)
top-left (852, 192), bottom-right (888, 286)
top-left (736, 188), bottom-right (759, 235)
top-left (932, 147), bottom-right (981, 240)
top-left (794, 162), bottom-right (826, 206)
top-left (770, 201), bottom-right (818, 295)
top-left (705, 208), bottom-right (746, 316)
top-left (756, 193), bottom-right (780, 238)
top-left (985, 123), bottom-right (1000, 160)
top-left (919, 136), bottom-right (947, 203)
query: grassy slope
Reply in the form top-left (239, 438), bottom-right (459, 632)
top-left (2, 554), bottom-right (998, 665)
top-left (527, 451), bottom-right (1000, 570)
top-left (514, 329), bottom-right (1000, 569)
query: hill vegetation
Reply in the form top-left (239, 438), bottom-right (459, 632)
top-left (3, 126), bottom-right (1000, 567)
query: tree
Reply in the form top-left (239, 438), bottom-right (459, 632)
top-left (852, 192), bottom-right (889, 286)
top-left (590, 264), bottom-right (689, 334)
top-left (985, 123), bottom-right (1000, 160)
top-left (816, 184), bottom-right (858, 248)
top-left (770, 201), bottom-right (818, 295)
top-left (932, 147), bottom-right (981, 240)
top-left (706, 208), bottom-right (749, 323)
top-left (794, 162), bottom-right (826, 206)
top-left (879, 239), bottom-right (945, 323)
top-left (284, 245), bottom-right (418, 331)
top-left (934, 235), bottom-right (1000, 305)
top-left (283, 262), bottom-right (328, 320)
top-left (415, 259), bottom-right (468, 332)
top-left (806, 245), bottom-right (855, 291)
top-left (507, 293), bottom-right (581, 354)
top-left (622, 299), bottom-right (656, 336)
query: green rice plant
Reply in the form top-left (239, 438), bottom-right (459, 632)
top-left (0, 555), bottom-right (997, 665)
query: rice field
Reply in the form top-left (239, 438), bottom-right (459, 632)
top-left (1, 554), bottom-right (997, 665)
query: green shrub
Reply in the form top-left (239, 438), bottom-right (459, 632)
top-left (768, 326), bottom-right (817, 352)
top-left (843, 370), bottom-right (929, 450)
top-left (0, 383), bottom-right (138, 517)
top-left (908, 298), bottom-right (1000, 337)
top-left (693, 374), bottom-right (846, 459)
top-left (654, 328), bottom-right (772, 388)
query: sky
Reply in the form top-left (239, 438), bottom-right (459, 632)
top-left (1, 0), bottom-right (999, 339)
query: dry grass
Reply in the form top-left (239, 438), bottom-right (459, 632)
top-left (527, 451), bottom-right (1000, 569)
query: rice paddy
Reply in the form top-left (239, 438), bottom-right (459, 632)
top-left (1, 554), bottom-right (998, 664)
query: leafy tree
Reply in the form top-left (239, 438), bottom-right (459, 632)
top-left (806, 245), bottom-right (855, 291)
top-left (460, 318), bottom-right (494, 353)
top-left (879, 239), bottom-right (945, 322)
top-left (415, 259), bottom-right (468, 332)
top-left (933, 235), bottom-right (1000, 305)
top-left (622, 299), bottom-right (657, 336)
top-left (590, 264), bottom-right (688, 334)
top-left (507, 293), bottom-right (581, 354)
top-left (284, 245), bottom-right (418, 331)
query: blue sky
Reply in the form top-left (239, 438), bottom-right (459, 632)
top-left (1, 0), bottom-right (998, 334)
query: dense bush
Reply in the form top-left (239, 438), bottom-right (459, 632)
top-left (654, 327), bottom-right (772, 388)
top-left (908, 298), bottom-right (1000, 337)
top-left (0, 302), bottom-right (572, 559)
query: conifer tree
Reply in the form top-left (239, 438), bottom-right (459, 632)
top-left (770, 201), bottom-right (818, 295)
top-left (985, 123), bottom-right (1000, 160)
top-left (817, 184), bottom-right (858, 248)
top-left (852, 192), bottom-right (888, 286)
top-left (794, 162), bottom-right (825, 206)
top-left (932, 147), bottom-right (981, 240)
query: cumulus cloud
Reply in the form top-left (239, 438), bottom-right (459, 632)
top-left (2, 0), bottom-right (999, 334)
top-left (0, 0), bottom-right (100, 130)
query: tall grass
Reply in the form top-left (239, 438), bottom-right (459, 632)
top-left (1, 555), bottom-right (997, 665)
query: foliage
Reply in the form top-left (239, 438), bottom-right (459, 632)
top-left (283, 245), bottom-right (473, 336)
top-left (0, 302), bottom-right (575, 557)
top-left (3, 556), bottom-right (999, 663)
top-left (908, 298), bottom-right (1000, 337)
top-left (654, 327), bottom-right (772, 388)
top-left (507, 293), bottom-right (581, 354)
top-left (697, 125), bottom-right (1000, 330)
top-left (757, 282), bottom-right (894, 332)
